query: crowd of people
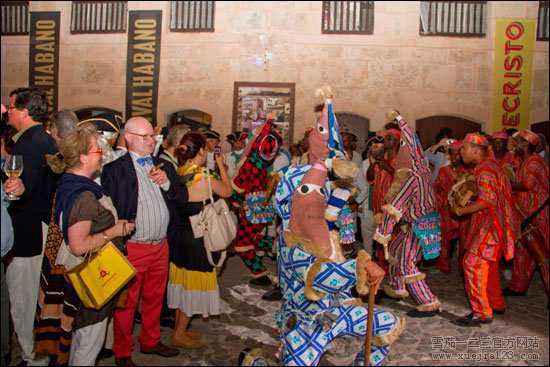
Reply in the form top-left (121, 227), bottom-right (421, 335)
top-left (0, 87), bottom-right (549, 366)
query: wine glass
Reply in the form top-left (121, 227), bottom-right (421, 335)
top-left (3, 154), bottom-right (24, 200)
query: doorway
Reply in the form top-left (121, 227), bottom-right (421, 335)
top-left (416, 115), bottom-right (482, 149)
top-left (335, 112), bottom-right (370, 156)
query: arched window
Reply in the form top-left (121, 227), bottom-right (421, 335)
top-left (168, 109), bottom-right (212, 131)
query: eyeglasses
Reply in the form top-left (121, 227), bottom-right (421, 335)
top-left (88, 147), bottom-right (103, 155)
top-left (126, 131), bottom-right (156, 140)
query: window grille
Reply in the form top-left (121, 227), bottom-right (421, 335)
top-left (420, 1), bottom-right (486, 37)
top-left (538, 1), bottom-right (549, 41)
top-left (71, 1), bottom-right (127, 34)
top-left (322, 1), bottom-right (374, 34)
top-left (1, 1), bottom-right (29, 36)
top-left (170, 1), bottom-right (215, 32)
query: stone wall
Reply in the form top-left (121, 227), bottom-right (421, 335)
top-left (1, 1), bottom-right (548, 144)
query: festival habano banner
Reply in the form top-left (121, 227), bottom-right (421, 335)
top-left (29, 12), bottom-right (60, 115)
top-left (125, 10), bottom-right (162, 126)
top-left (491, 18), bottom-right (536, 132)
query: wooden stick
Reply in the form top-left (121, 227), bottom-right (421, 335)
top-left (364, 288), bottom-right (375, 366)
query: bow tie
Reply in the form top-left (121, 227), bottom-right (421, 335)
top-left (136, 156), bottom-right (153, 167)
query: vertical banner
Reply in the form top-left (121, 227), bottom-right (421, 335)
top-left (125, 10), bottom-right (162, 126)
top-left (491, 19), bottom-right (536, 132)
top-left (29, 12), bottom-right (60, 115)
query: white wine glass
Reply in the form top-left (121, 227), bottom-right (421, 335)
top-left (3, 154), bottom-right (24, 200)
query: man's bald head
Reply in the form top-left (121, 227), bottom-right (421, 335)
top-left (124, 117), bottom-right (155, 156)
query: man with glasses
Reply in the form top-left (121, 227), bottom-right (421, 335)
top-left (101, 117), bottom-right (188, 366)
top-left (5, 87), bottom-right (57, 365)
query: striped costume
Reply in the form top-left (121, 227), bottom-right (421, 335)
top-left (373, 116), bottom-right (441, 311)
top-left (508, 154), bottom-right (549, 294)
top-left (464, 159), bottom-right (517, 319)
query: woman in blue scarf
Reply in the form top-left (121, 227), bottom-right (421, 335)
top-left (34, 123), bottom-right (134, 366)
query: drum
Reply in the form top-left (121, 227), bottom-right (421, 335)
top-left (448, 172), bottom-right (478, 208)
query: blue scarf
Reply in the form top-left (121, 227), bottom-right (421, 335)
top-left (55, 173), bottom-right (106, 241)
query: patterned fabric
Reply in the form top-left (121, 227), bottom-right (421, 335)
top-left (515, 154), bottom-right (549, 240)
top-left (387, 229), bottom-right (437, 305)
top-left (463, 252), bottom-right (505, 319)
top-left (233, 120), bottom-right (281, 277)
top-left (467, 159), bottom-right (518, 262)
top-left (372, 163), bottom-right (394, 214)
top-left (509, 154), bottom-right (549, 293)
top-left (245, 191), bottom-right (275, 224)
top-left (503, 151), bottom-right (520, 173)
top-left (275, 165), bottom-right (402, 366)
top-left (412, 212), bottom-right (441, 260)
top-left (336, 206), bottom-right (356, 244)
top-left (433, 165), bottom-right (459, 272)
top-left (33, 199), bottom-right (80, 366)
top-left (433, 165), bottom-right (459, 237)
top-left (377, 117), bottom-right (439, 307)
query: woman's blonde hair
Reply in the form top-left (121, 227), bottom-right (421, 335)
top-left (46, 122), bottom-right (98, 174)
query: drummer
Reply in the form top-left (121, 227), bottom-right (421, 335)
top-left (451, 133), bottom-right (519, 326)
top-left (504, 130), bottom-right (549, 297)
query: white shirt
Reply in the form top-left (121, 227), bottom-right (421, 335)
top-left (129, 152), bottom-right (170, 243)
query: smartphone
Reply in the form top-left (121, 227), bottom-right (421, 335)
top-left (214, 146), bottom-right (222, 156)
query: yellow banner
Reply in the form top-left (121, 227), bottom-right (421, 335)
top-left (491, 19), bottom-right (536, 132)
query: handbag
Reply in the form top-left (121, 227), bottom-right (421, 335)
top-left (189, 167), bottom-right (237, 267)
top-left (66, 242), bottom-right (136, 310)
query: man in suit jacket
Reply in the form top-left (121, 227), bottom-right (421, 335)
top-left (5, 87), bottom-right (57, 365)
top-left (101, 117), bottom-right (187, 366)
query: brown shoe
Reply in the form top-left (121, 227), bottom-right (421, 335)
top-left (171, 334), bottom-right (205, 349)
top-left (185, 329), bottom-right (201, 340)
top-left (115, 357), bottom-right (136, 366)
top-left (140, 342), bottom-right (180, 357)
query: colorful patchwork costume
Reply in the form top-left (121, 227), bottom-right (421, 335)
top-left (232, 119), bottom-right (281, 280)
top-left (373, 112), bottom-right (442, 312)
top-left (240, 92), bottom-right (404, 366)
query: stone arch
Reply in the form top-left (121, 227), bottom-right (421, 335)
top-left (335, 112), bottom-right (370, 155)
top-left (415, 114), bottom-right (483, 148)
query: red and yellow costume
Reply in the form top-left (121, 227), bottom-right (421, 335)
top-left (462, 134), bottom-right (519, 320)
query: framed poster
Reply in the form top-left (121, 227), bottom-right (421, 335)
top-left (232, 81), bottom-right (295, 145)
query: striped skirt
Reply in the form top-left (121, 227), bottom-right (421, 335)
top-left (167, 262), bottom-right (220, 318)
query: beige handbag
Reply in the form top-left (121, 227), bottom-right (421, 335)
top-left (189, 167), bottom-right (237, 267)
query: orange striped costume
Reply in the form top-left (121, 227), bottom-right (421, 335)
top-left (463, 159), bottom-right (518, 319)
